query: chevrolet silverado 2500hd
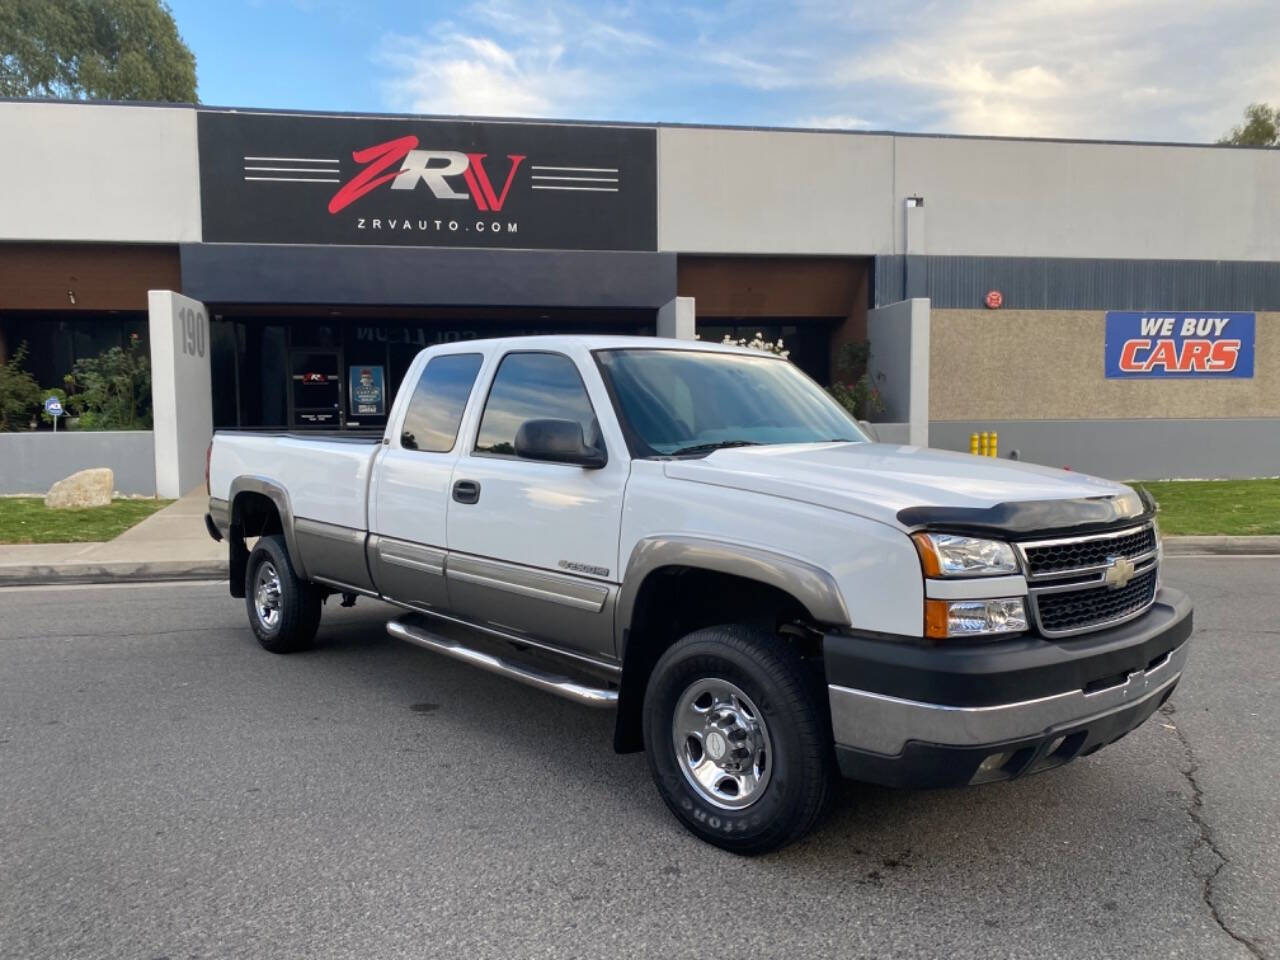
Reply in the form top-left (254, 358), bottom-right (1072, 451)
top-left (207, 335), bottom-right (1193, 853)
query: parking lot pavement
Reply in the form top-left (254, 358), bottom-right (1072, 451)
top-left (0, 558), bottom-right (1274, 960)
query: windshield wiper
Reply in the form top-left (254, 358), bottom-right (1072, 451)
top-left (668, 440), bottom-right (762, 457)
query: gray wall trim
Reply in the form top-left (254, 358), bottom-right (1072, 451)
top-left (929, 418), bottom-right (1280, 480)
top-left (876, 255), bottom-right (1280, 310)
top-left (0, 431), bottom-right (156, 496)
top-left (181, 243), bottom-right (677, 309)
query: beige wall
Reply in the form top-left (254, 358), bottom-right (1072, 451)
top-left (0, 102), bottom-right (200, 243)
top-left (930, 310), bottom-right (1280, 420)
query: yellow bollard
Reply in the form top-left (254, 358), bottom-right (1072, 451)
top-left (979, 432), bottom-right (990, 457)
top-left (970, 432), bottom-right (979, 455)
top-left (989, 431), bottom-right (998, 458)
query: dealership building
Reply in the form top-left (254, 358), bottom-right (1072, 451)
top-left (1, 98), bottom-right (1277, 496)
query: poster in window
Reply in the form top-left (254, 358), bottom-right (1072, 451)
top-left (349, 365), bottom-right (386, 416)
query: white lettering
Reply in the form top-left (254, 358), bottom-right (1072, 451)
top-left (357, 218), bottom-right (366, 229)
top-left (389, 150), bottom-right (470, 199)
top-left (507, 222), bottom-right (517, 233)
top-left (448, 220), bottom-right (458, 231)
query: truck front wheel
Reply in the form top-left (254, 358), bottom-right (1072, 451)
top-left (245, 534), bottom-right (322, 654)
top-left (642, 625), bottom-right (833, 854)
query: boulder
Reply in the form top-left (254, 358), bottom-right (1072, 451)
top-left (45, 468), bottom-right (114, 509)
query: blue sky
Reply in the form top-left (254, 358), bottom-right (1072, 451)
top-left (167, 0), bottom-right (1280, 142)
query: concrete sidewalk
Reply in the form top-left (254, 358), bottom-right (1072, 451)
top-left (0, 490), bottom-right (227, 586)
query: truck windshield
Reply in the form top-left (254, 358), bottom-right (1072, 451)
top-left (595, 348), bottom-right (867, 457)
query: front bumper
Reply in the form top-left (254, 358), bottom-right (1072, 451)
top-left (825, 587), bottom-right (1192, 788)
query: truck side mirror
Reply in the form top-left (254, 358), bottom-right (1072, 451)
top-left (514, 419), bottom-right (607, 469)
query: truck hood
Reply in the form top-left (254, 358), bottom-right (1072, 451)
top-left (663, 442), bottom-right (1146, 535)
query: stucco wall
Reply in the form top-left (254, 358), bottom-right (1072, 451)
top-left (0, 431), bottom-right (156, 495)
top-left (0, 101), bottom-right (200, 243)
top-left (658, 127), bottom-right (895, 254)
top-left (893, 137), bottom-right (1280, 261)
top-left (930, 310), bottom-right (1280, 421)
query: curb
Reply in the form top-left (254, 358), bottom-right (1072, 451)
top-left (0, 560), bottom-right (228, 588)
top-left (1161, 535), bottom-right (1280, 557)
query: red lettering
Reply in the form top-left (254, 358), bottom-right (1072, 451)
top-left (1119, 339), bottom-right (1149, 371)
top-left (1145, 339), bottom-right (1179, 371)
top-left (328, 136), bottom-right (419, 214)
top-left (461, 154), bottom-right (525, 212)
top-left (1208, 340), bottom-right (1240, 372)
top-left (1179, 339), bottom-right (1212, 371)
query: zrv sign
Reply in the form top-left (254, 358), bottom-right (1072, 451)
top-left (197, 111), bottom-right (657, 251)
top-left (1104, 312), bottom-right (1255, 378)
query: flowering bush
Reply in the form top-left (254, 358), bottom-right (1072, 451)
top-left (827, 342), bottom-right (886, 421)
top-left (721, 332), bottom-right (790, 358)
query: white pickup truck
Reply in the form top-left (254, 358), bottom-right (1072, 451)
top-left (207, 335), bottom-right (1193, 853)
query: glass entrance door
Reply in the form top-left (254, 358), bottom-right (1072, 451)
top-left (289, 349), bottom-right (342, 428)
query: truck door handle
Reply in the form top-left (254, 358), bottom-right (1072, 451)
top-left (452, 479), bottom-right (481, 504)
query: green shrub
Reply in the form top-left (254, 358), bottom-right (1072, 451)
top-left (63, 336), bottom-right (153, 430)
top-left (0, 342), bottom-right (43, 431)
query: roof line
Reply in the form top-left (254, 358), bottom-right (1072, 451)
top-left (2, 95), bottom-right (1277, 153)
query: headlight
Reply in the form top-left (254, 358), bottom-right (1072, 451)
top-left (912, 533), bottom-right (1019, 577)
top-left (926, 598), bottom-right (1028, 639)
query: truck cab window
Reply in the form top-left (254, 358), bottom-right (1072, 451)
top-left (400, 353), bottom-right (483, 452)
top-left (475, 352), bottom-right (601, 456)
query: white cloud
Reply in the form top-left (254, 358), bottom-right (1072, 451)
top-left (379, 30), bottom-right (593, 118)
top-left (791, 113), bottom-right (872, 130)
top-left (375, 0), bottom-right (1280, 141)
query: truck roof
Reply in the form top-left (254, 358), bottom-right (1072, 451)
top-left (431, 334), bottom-right (785, 357)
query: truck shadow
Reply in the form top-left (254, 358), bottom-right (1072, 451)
top-left (304, 604), bottom-right (1191, 880)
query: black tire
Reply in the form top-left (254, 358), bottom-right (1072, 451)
top-left (244, 534), bottom-right (322, 654)
top-left (642, 625), bottom-right (833, 854)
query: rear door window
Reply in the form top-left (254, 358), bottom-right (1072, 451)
top-left (399, 353), bottom-right (484, 452)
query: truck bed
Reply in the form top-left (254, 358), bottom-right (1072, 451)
top-left (209, 430), bottom-right (379, 533)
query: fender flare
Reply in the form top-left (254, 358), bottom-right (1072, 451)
top-left (228, 475), bottom-right (308, 581)
top-left (614, 535), bottom-right (851, 658)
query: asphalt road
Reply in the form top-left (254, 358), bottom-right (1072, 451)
top-left (1, 557), bottom-right (1275, 960)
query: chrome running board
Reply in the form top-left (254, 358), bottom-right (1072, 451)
top-left (386, 618), bottom-right (619, 708)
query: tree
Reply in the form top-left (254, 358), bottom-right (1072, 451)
top-left (1218, 103), bottom-right (1279, 147)
top-left (0, 0), bottom-right (196, 102)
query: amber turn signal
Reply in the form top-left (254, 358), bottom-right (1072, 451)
top-left (912, 532), bottom-right (943, 578)
top-left (924, 599), bottom-right (950, 639)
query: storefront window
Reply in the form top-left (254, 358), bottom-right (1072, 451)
top-left (0, 311), bottom-right (148, 395)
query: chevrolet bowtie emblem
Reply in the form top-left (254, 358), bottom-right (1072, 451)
top-left (1103, 555), bottom-right (1136, 590)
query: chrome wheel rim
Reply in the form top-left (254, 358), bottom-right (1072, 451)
top-left (672, 678), bottom-right (773, 810)
top-left (253, 561), bottom-right (282, 631)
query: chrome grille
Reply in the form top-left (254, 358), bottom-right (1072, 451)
top-left (1034, 568), bottom-right (1158, 635)
top-left (1016, 522), bottom-right (1159, 637)
top-left (1022, 525), bottom-right (1156, 578)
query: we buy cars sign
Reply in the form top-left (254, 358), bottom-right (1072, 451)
top-left (1104, 312), bottom-right (1255, 378)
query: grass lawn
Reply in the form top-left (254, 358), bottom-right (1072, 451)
top-left (1136, 478), bottom-right (1280, 537)
top-left (0, 497), bottom-right (172, 544)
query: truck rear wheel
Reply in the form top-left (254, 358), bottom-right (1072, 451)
top-left (245, 534), bottom-right (322, 654)
top-left (642, 625), bottom-right (833, 854)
